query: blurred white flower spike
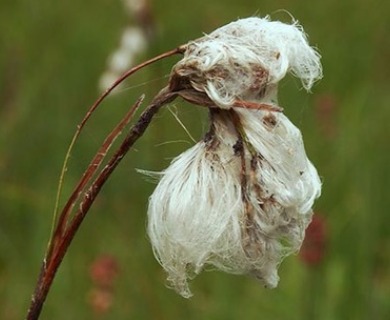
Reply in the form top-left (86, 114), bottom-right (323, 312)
top-left (147, 16), bottom-right (322, 298)
top-left (99, 0), bottom-right (155, 92)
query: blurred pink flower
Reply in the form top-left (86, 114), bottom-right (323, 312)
top-left (315, 93), bottom-right (338, 139)
top-left (89, 254), bottom-right (119, 288)
top-left (88, 254), bottom-right (120, 315)
top-left (88, 288), bottom-right (114, 315)
top-left (300, 214), bottom-right (327, 265)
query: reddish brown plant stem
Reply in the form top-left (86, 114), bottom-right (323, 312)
top-left (26, 46), bottom-right (184, 320)
top-left (26, 87), bottom-right (177, 320)
top-left (52, 46), bottom-right (184, 242)
top-left (26, 97), bottom-right (143, 320)
top-left (49, 95), bottom-right (144, 258)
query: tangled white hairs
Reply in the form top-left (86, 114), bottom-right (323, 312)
top-left (173, 16), bottom-right (322, 108)
top-left (147, 16), bottom-right (322, 298)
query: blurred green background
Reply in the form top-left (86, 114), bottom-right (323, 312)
top-left (1, 0), bottom-right (389, 319)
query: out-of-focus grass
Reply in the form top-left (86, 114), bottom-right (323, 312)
top-left (0, 0), bottom-right (389, 319)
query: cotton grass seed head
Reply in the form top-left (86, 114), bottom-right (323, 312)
top-left (147, 16), bottom-right (322, 298)
top-left (172, 16), bottom-right (322, 108)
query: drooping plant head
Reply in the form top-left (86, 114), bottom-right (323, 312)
top-left (148, 16), bottom-right (322, 297)
top-left (27, 15), bottom-right (322, 319)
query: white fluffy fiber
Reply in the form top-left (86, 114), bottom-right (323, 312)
top-left (147, 16), bottom-right (322, 297)
top-left (173, 16), bottom-right (322, 108)
top-left (148, 109), bottom-right (321, 297)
